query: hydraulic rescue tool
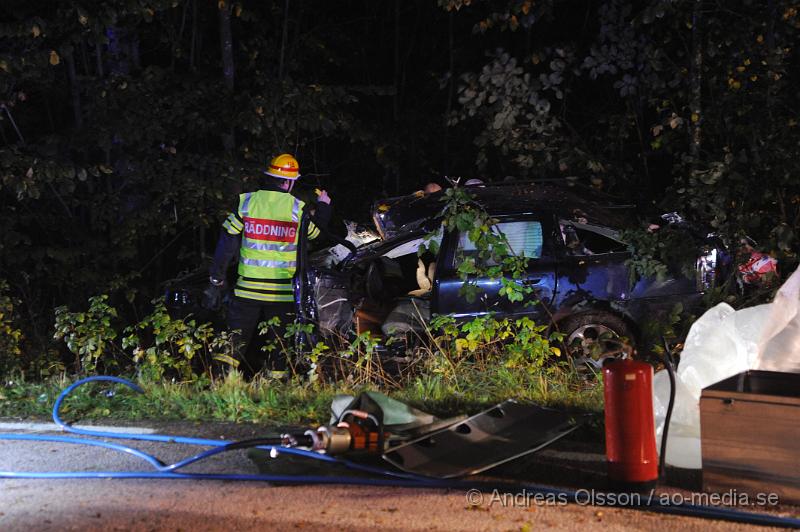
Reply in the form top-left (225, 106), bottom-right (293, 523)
top-left (281, 408), bottom-right (389, 455)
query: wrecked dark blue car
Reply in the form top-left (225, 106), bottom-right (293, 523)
top-left (307, 182), bottom-right (725, 369)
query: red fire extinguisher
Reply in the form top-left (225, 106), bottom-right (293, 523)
top-left (603, 359), bottom-right (659, 488)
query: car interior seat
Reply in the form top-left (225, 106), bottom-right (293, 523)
top-left (408, 258), bottom-right (436, 297)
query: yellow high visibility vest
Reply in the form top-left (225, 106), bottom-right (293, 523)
top-left (222, 190), bottom-right (320, 302)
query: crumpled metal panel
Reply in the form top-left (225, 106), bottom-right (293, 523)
top-left (313, 273), bottom-right (353, 335)
top-left (382, 400), bottom-right (582, 478)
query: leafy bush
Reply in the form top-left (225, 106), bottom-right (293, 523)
top-left (269, 322), bottom-right (384, 387)
top-left (251, 312), bottom-right (566, 390)
top-left (427, 314), bottom-right (562, 376)
top-left (53, 295), bottom-right (121, 375)
top-left (123, 299), bottom-right (237, 382)
top-left (54, 296), bottom-right (238, 382)
top-left (619, 225), bottom-right (709, 287)
top-left (0, 279), bottom-right (24, 376)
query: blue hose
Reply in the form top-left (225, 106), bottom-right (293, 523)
top-left (52, 376), bottom-right (228, 447)
top-left (51, 375), bottom-right (425, 480)
top-left (1, 375), bottom-right (798, 528)
top-left (0, 470), bottom-right (450, 486)
top-left (0, 433), bottom-right (165, 469)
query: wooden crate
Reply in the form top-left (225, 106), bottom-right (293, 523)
top-left (700, 370), bottom-right (800, 504)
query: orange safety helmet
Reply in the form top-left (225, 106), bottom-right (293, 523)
top-left (264, 153), bottom-right (301, 180)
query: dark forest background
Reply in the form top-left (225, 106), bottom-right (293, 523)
top-left (1, 0), bottom-right (799, 369)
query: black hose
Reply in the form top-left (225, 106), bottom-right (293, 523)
top-left (659, 337), bottom-right (677, 479)
top-left (213, 437), bottom-right (292, 452)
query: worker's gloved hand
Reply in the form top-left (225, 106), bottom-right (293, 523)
top-left (202, 281), bottom-right (224, 311)
top-left (317, 189), bottom-right (331, 205)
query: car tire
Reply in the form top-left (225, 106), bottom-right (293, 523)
top-left (557, 311), bottom-right (635, 374)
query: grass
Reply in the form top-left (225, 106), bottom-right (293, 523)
top-left (0, 364), bottom-right (604, 428)
top-left (20, 295), bottom-right (611, 430)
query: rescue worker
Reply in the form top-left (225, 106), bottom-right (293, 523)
top-left (203, 154), bottom-right (331, 375)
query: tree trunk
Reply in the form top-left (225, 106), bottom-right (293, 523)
top-left (65, 50), bottom-right (83, 129)
top-left (766, 0), bottom-right (777, 49)
top-left (443, 10), bottom-right (454, 175)
top-left (219, 1), bottom-right (235, 92)
top-left (3, 104), bottom-right (25, 143)
top-left (766, 0), bottom-right (777, 124)
top-left (190, 0), bottom-right (197, 70)
top-left (106, 26), bottom-right (138, 75)
top-left (391, 0), bottom-right (401, 194)
top-left (129, 33), bottom-right (141, 71)
top-left (95, 38), bottom-right (104, 78)
top-left (393, 0), bottom-right (400, 123)
top-left (172, 0), bottom-right (191, 70)
top-left (218, 0), bottom-right (237, 197)
top-left (45, 95), bottom-right (55, 133)
top-left (689, 0), bottom-right (703, 162)
top-left (290, 0), bottom-right (304, 70)
top-left (279, 0), bottom-right (290, 80)
top-left (631, 100), bottom-right (651, 201)
top-left (80, 39), bottom-right (90, 75)
top-left (219, 0), bottom-right (236, 156)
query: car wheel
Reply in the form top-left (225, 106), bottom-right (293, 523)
top-left (558, 312), bottom-right (634, 374)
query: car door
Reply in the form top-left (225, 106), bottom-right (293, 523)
top-left (433, 215), bottom-right (558, 323)
top-left (552, 218), bottom-right (632, 310)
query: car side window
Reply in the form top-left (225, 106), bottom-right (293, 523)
top-left (457, 220), bottom-right (544, 264)
top-left (559, 220), bottom-right (627, 256)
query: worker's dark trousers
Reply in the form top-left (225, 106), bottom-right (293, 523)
top-left (226, 296), bottom-right (296, 376)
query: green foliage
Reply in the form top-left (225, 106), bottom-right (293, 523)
top-left (0, 1), bottom-right (392, 372)
top-left (641, 302), bottom-right (685, 359)
top-left (619, 228), bottom-right (669, 285)
top-left (258, 317), bottom-right (329, 382)
top-left (309, 328), bottom-right (386, 386)
top-left (0, 279), bottom-right (24, 375)
top-left (0, 361), bottom-right (603, 427)
top-left (445, 0), bottom-right (799, 266)
top-left (0, 372), bottom-right (339, 426)
top-left (301, 341), bottom-right (330, 384)
top-left (53, 295), bottom-right (120, 374)
top-left (6, 0), bottom-right (800, 382)
top-left (217, 310), bottom-right (568, 395)
top-left (619, 226), bottom-right (702, 287)
top-left (257, 316), bottom-right (284, 355)
top-left (427, 313), bottom-right (563, 379)
top-left (453, 48), bottom-right (565, 174)
top-left (52, 295), bottom-right (238, 382)
top-left (341, 331), bottom-right (382, 381)
top-left (424, 186), bottom-right (532, 303)
top-left (123, 298), bottom-right (237, 383)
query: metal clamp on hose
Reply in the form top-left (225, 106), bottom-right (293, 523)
top-left (313, 425), bottom-right (352, 455)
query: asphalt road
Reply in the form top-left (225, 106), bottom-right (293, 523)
top-left (1, 419), bottom-right (797, 531)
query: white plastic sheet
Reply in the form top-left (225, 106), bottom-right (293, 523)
top-left (653, 266), bottom-right (800, 469)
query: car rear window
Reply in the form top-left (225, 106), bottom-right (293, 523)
top-left (458, 220), bottom-right (544, 262)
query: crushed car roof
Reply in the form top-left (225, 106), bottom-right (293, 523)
top-left (373, 182), bottom-right (636, 238)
